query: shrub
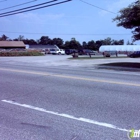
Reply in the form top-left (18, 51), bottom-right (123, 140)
top-left (0, 50), bottom-right (44, 56)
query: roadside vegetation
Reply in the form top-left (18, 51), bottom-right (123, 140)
top-left (0, 35), bottom-right (125, 52)
top-left (0, 50), bottom-right (44, 56)
top-left (113, 1), bottom-right (140, 42)
top-left (69, 56), bottom-right (127, 60)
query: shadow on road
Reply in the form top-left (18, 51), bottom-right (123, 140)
top-left (97, 62), bottom-right (140, 72)
top-left (100, 62), bottom-right (140, 68)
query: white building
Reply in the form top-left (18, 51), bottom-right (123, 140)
top-left (99, 45), bottom-right (140, 53)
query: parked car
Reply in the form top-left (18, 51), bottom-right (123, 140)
top-left (128, 51), bottom-right (140, 58)
top-left (65, 49), bottom-right (78, 55)
top-left (45, 48), bottom-right (50, 54)
top-left (103, 51), bottom-right (117, 57)
top-left (103, 52), bottom-right (110, 57)
top-left (50, 49), bottom-right (65, 55)
top-left (78, 49), bottom-right (96, 55)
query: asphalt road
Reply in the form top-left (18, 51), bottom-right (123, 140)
top-left (0, 63), bottom-right (140, 140)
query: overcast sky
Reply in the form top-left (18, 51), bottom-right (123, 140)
top-left (0, 0), bottom-right (139, 44)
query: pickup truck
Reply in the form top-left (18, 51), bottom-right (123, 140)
top-left (50, 49), bottom-right (65, 55)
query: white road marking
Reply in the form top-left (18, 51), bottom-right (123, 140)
top-left (2, 100), bottom-right (128, 132)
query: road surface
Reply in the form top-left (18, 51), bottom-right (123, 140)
top-left (0, 63), bottom-right (140, 140)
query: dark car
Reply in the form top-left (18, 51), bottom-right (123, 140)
top-left (65, 49), bottom-right (78, 55)
top-left (128, 51), bottom-right (140, 58)
top-left (78, 49), bottom-right (95, 55)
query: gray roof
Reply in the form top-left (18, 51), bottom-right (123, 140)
top-left (0, 41), bottom-right (25, 47)
top-left (29, 45), bottom-right (58, 49)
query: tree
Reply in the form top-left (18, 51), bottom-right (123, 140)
top-left (36, 39), bottom-right (40, 44)
top-left (95, 40), bottom-right (103, 51)
top-left (63, 41), bottom-right (70, 49)
top-left (127, 40), bottom-right (131, 45)
top-left (0, 34), bottom-right (9, 41)
top-left (39, 36), bottom-right (52, 45)
top-left (113, 1), bottom-right (140, 41)
top-left (127, 40), bottom-right (134, 45)
top-left (13, 38), bottom-right (18, 41)
top-left (102, 37), bottom-right (112, 45)
top-left (69, 38), bottom-right (81, 49)
top-left (82, 41), bottom-right (87, 49)
top-left (63, 38), bottom-right (81, 50)
top-left (73, 38), bottom-right (81, 49)
top-left (22, 39), bottom-right (37, 45)
top-left (111, 39), bottom-right (124, 45)
top-left (87, 40), bottom-right (96, 50)
top-left (18, 35), bottom-right (24, 41)
top-left (52, 38), bottom-right (64, 48)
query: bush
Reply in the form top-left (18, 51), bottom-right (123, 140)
top-left (0, 50), bottom-right (44, 56)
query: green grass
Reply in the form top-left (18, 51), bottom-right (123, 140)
top-left (68, 56), bottom-right (127, 60)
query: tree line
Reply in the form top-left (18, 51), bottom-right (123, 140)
top-left (0, 34), bottom-right (126, 51)
top-left (0, 1), bottom-right (139, 51)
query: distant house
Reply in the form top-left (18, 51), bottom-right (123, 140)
top-left (0, 41), bottom-right (26, 49)
top-left (28, 45), bottom-right (59, 50)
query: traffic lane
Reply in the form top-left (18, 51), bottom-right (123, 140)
top-left (0, 101), bottom-right (126, 140)
top-left (0, 65), bottom-right (140, 85)
top-left (0, 70), bottom-right (140, 131)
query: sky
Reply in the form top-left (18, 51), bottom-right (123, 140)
top-left (0, 0), bottom-right (139, 44)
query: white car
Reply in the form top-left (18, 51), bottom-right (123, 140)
top-left (50, 49), bottom-right (65, 55)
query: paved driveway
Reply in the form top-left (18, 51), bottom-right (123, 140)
top-left (0, 55), bottom-right (140, 68)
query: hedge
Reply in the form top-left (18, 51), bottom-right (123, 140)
top-left (0, 51), bottom-right (44, 56)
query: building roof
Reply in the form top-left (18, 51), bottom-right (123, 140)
top-left (99, 45), bottom-right (140, 52)
top-left (0, 41), bottom-right (25, 47)
top-left (29, 45), bottom-right (58, 49)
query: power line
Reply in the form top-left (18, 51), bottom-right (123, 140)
top-left (0, 31), bottom-right (131, 36)
top-left (0, 0), bottom-right (57, 15)
top-left (79, 0), bottom-right (117, 14)
top-left (0, 0), bottom-right (37, 11)
top-left (0, 0), bottom-right (72, 17)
